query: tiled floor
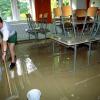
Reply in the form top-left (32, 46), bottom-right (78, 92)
top-left (0, 39), bottom-right (100, 100)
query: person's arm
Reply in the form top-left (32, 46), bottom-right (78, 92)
top-left (2, 41), bottom-right (7, 52)
top-left (2, 41), bottom-right (7, 62)
top-left (1, 23), bottom-right (9, 62)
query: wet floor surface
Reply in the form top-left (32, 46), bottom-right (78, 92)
top-left (0, 39), bottom-right (100, 100)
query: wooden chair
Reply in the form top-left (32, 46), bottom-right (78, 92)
top-left (82, 7), bottom-right (98, 36)
top-left (91, 9), bottom-right (100, 37)
top-left (38, 12), bottom-right (50, 39)
top-left (87, 7), bottom-right (98, 17)
top-left (37, 13), bottom-right (50, 39)
top-left (53, 7), bottom-right (62, 34)
top-left (61, 6), bottom-right (72, 17)
top-left (75, 9), bottom-right (86, 18)
top-left (75, 9), bottom-right (87, 32)
top-left (53, 7), bottom-right (62, 17)
top-left (41, 13), bottom-right (48, 28)
top-left (36, 13), bottom-right (43, 27)
top-left (61, 5), bottom-right (76, 36)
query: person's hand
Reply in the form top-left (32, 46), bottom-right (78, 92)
top-left (2, 52), bottom-right (6, 62)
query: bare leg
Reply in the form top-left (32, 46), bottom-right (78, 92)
top-left (8, 43), bottom-right (16, 63)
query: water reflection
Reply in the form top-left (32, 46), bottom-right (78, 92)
top-left (0, 66), bottom-right (3, 81)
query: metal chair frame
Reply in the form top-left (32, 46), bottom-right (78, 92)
top-left (26, 13), bottom-right (49, 39)
top-left (26, 13), bottom-right (38, 39)
top-left (82, 7), bottom-right (98, 36)
top-left (53, 7), bottom-right (63, 34)
top-left (61, 5), bottom-right (76, 37)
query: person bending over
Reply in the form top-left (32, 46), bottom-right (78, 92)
top-left (0, 17), bottom-right (17, 69)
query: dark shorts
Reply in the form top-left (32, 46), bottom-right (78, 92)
top-left (7, 32), bottom-right (17, 44)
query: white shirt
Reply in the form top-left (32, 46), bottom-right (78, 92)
top-left (0, 22), bottom-right (15, 41)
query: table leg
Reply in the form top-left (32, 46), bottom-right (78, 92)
top-left (74, 45), bottom-right (77, 72)
top-left (88, 42), bottom-right (91, 65)
top-left (52, 42), bottom-right (55, 54)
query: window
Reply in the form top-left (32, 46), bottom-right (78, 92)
top-left (0, 0), bottom-right (30, 21)
top-left (18, 0), bottom-right (29, 20)
top-left (0, 0), bottom-right (12, 20)
top-left (51, 0), bottom-right (58, 18)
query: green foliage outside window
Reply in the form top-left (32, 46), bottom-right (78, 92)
top-left (63, 0), bottom-right (69, 6)
top-left (19, 1), bottom-right (28, 20)
top-left (19, 2), bottom-right (28, 14)
top-left (0, 0), bottom-right (28, 20)
top-left (0, 0), bottom-right (12, 20)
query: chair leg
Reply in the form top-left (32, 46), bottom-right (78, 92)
top-left (35, 33), bottom-right (38, 40)
top-left (29, 33), bottom-right (30, 40)
top-left (45, 33), bottom-right (46, 39)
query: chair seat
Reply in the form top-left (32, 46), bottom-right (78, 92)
top-left (39, 28), bottom-right (50, 33)
top-left (25, 28), bottom-right (39, 33)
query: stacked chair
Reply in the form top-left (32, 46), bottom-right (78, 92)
top-left (39, 13), bottom-right (50, 39)
top-left (61, 6), bottom-right (76, 36)
top-left (91, 9), bottom-right (100, 37)
top-left (82, 7), bottom-right (98, 36)
top-left (53, 7), bottom-right (62, 34)
top-left (75, 9), bottom-right (87, 33)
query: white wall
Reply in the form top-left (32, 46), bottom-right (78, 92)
top-left (71, 0), bottom-right (86, 10)
top-left (77, 0), bottom-right (86, 9)
top-left (70, 0), bottom-right (77, 10)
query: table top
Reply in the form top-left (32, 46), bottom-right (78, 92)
top-left (48, 33), bottom-right (100, 46)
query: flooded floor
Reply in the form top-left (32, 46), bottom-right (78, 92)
top-left (0, 39), bottom-right (100, 100)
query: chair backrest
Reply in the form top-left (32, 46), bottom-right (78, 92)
top-left (43, 13), bottom-right (48, 18)
top-left (42, 13), bottom-right (48, 23)
top-left (87, 7), bottom-right (98, 17)
top-left (26, 13), bottom-right (35, 30)
top-left (61, 6), bottom-right (72, 17)
top-left (26, 13), bottom-right (32, 22)
top-left (53, 7), bottom-right (62, 17)
top-left (37, 13), bottom-right (43, 22)
top-left (39, 14), bottom-right (43, 19)
top-left (81, 7), bottom-right (98, 34)
top-left (37, 13), bottom-right (48, 29)
top-left (61, 6), bottom-right (77, 36)
top-left (75, 9), bottom-right (86, 17)
top-left (92, 9), bottom-right (100, 37)
top-left (53, 7), bottom-right (63, 34)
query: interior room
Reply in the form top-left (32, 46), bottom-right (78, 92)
top-left (0, 0), bottom-right (100, 100)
